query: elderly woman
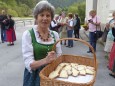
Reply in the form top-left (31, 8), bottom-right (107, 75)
top-left (22, 1), bottom-right (62, 86)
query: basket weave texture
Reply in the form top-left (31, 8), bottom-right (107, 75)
top-left (39, 38), bottom-right (97, 86)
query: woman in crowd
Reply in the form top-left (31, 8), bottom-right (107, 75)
top-left (65, 13), bottom-right (74, 48)
top-left (59, 12), bottom-right (68, 45)
top-left (6, 15), bottom-right (16, 46)
top-left (22, 1), bottom-right (62, 86)
top-left (108, 23), bottom-right (115, 78)
top-left (104, 12), bottom-right (115, 58)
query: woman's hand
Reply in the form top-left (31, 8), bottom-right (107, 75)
top-left (110, 23), bottom-right (115, 28)
top-left (106, 23), bottom-right (110, 29)
top-left (45, 51), bottom-right (56, 64)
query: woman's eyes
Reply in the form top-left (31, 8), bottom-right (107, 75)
top-left (40, 14), bottom-right (51, 18)
top-left (46, 15), bottom-right (51, 17)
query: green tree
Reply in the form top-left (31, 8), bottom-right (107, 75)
top-left (55, 7), bottom-right (62, 14)
top-left (7, 9), bottom-right (18, 17)
top-left (67, 2), bottom-right (85, 24)
top-left (77, 2), bottom-right (85, 24)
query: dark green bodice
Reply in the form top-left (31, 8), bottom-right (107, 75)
top-left (29, 29), bottom-right (56, 60)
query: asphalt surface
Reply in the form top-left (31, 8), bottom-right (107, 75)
top-left (0, 23), bottom-right (114, 86)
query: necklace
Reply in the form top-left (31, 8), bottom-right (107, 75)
top-left (38, 31), bottom-right (51, 42)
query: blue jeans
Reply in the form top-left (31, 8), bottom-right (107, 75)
top-left (1, 29), bottom-right (6, 42)
top-left (89, 32), bottom-right (97, 51)
top-left (67, 30), bottom-right (73, 47)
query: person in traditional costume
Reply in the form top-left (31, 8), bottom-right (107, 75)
top-left (108, 14), bottom-right (115, 78)
top-left (6, 15), bottom-right (16, 46)
top-left (104, 12), bottom-right (115, 58)
top-left (22, 0), bottom-right (62, 86)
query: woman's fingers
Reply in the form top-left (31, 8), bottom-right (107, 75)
top-left (46, 51), bottom-right (56, 63)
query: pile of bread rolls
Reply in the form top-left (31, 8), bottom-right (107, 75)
top-left (49, 63), bottom-right (95, 79)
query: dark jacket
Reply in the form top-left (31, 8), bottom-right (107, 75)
top-left (0, 14), bottom-right (7, 29)
top-left (5, 19), bottom-right (15, 29)
top-left (74, 17), bottom-right (81, 30)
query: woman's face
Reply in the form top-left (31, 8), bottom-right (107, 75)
top-left (90, 12), bottom-right (96, 18)
top-left (36, 10), bottom-right (52, 29)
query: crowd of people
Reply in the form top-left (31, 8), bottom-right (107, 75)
top-left (86, 10), bottom-right (115, 78)
top-left (0, 10), bottom-right (16, 46)
top-left (50, 11), bottom-right (81, 48)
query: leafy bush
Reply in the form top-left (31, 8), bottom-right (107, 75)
top-left (7, 9), bottom-right (18, 17)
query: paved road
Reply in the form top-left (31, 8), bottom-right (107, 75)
top-left (0, 24), bottom-right (114, 86)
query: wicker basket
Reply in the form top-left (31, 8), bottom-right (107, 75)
top-left (40, 38), bottom-right (97, 86)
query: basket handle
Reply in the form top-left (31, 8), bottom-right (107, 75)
top-left (52, 38), bottom-right (97, 71)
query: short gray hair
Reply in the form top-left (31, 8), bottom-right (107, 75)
top-left (33, 0), bottom-right (55, 20)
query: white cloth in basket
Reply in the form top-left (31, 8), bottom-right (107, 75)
top-left (56, 75), bottom-right (93, 83)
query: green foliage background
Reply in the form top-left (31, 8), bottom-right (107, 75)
top-left (0, 0), bottom-right (85, 24)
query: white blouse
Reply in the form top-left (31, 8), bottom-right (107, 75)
top-left (22, 25), bottom-right (62, 72)
top-left (67, 19), bottom-right (74, 30)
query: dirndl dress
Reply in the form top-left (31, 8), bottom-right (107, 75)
top-left (23, 66), bottom-right (45, 86)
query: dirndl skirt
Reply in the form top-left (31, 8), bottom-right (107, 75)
top-left (6, 28), bottom-right (16, 42)
top-left (109, 42), bottom-right (115, 72)
top-left (23, 65), bottom-right (45, 86)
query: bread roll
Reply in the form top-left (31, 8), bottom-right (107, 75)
top-left (67, 70), bottom-right (72, 75)
top-left (55, 65), bottom-right (63, 74)
top-left (59, 70), bottom-right (68, 78)
top-left (59, 63), bottom-right (69, 67)
top-left (72, 68), bottom-right (79, 77)
top-left (63, 65), bottom-right (72, 71)
top-left (49, 71), bottom-right (59, 79)
top-left (86, 66), bottom-right (94, 70)
top-left (86, 69), bottom-right (94, 75)
top-left (70, 63), bottom-right (78, 67)
top-left (79, 70), bottom-right (86, 76)
top-left (77, 66), bottom-right (85, 71)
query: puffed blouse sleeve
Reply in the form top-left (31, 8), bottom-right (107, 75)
top-left (52, 31), bottom-right (62, 57)
top-left (22, 30), bottom-right (34, 73)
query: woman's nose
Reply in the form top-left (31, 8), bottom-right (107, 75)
top-left (43, 16), bottom-right (47, 20)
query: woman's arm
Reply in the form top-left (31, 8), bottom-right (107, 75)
top-left (53, 31), bottom-right (62, 56)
